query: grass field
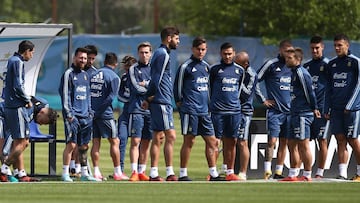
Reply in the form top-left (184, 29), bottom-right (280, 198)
top-left (1, 112), bottom-right (360, 203)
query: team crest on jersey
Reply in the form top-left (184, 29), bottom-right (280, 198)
top-left (192, 67), bottom-right (197, 72)
top-left (332, 63), bottom-right (336, 67)
top-left (84, 75), bottom-right (87, 80)
top-left (74, 76), bottom-right (78, 80)
top-left (235, 69), bottom-right (239, 74)
top-left (320, 66), bottom-right (324, 72)
top-left (205, 67), bottom-right (209, 72)
top-left (275, 67), bottom-right (281, 72)
top-left (348, 61), bottom-right (351, 67)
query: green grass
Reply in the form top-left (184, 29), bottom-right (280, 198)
top-left (1, 182), bottom-right (360, 203)
top-left (2, 112), bottom-right (359, 203)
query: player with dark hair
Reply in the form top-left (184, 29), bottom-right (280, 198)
top-left (325, 34), bottom-right (360, 181)
top-left (174, 37), bottom-right (221, 181)
top-left (59, 47), bottom-right (98, 182)
top-left (209, 42), bottom-right (244, 181)
top-left (141, 26), bottom-right (180, 181)
top-left (303, 35), bottom-right (330, 178)
top-left (90, 52), bottom-right (124, 180)
top-left (256, 39), bottom-right (293, 180)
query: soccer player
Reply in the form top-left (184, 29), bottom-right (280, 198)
top-left (174, 37), bottom-right (221, 181)
top-left (141, 26), bottom-right (180, 181)
top-left (281, 48), bottom-right (320, 182)
top-left (234, 51), bottom-right (258, 181)
top-left (70, 44), bottom-right (98, 177)
top-left (303, 35), bottom-right (330, 178)
top-left (0, 96), bottom-right (57, 182)
top-left (324, 34), bottom-right (360, 181)
top-left (90, 52), bottom-right (124, 180)
top-left (209, 42), bottom-right (244, 181)
top-left (256, 39), bottom-right (293, 179)
top-left (59, 47), bottom-right (98, 182)
top-left (117, 55), bottom-right (137, 180)
top-left (127, 42), bottom-right (153, 181)
top-left (0, 40), bottom-right (37, 182)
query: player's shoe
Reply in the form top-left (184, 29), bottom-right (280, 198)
top-left (80, 175), bottom-right (101, 182)
top-left (264, 171), bottom-right (272, 180)
top-left (19, 176), bottom-right (41, 182)
top-left (8, 175), bottom-right (19, 182)
top-left (129, 171), bottom-right (139, 181)
top-left (273, 173), bottom-right (285, 179)
top-left (280, 176), bottom-right (298, 182)
top-left (166, 175), bottom-right (178, 181)
top-left (149, 176), bottom-right (164, 181)
top-left (298, 176), bottom-right (312, 182)
top-left (112, 173), bottom-right (124, 181)
top-left (314, 175), bottom-right (323, 179)
top-left (178, 176), bottom-right (192, 181)
top-left (351, 174), bottom-right (360, 181)
top-left (138, 173), bottom-right (150, 181)
top-left (226, 173), bottom-right (240, 181)
top-left (62, 174), bottom-right (74, 182)
top-left (238, 173), bottom-right (247, 181)
top-left (209, 175), bottom-right (225, 181)
top-left (336, 175), bottom-right (347, 180)
top-left (94, 174), bottom-right (103, 180)
top-left (0, 173), bottom-right (9, 182)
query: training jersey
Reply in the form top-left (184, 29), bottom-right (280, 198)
top-left (303, 56), bottom-right (329, 114)
top-left (90, 66), bottom-right (120, 119)
top-left (325, 51), bottom-right (360, 112)
top-left (256, 55), bottom-right (291, 113)
top-left (240, 66), bottom-right (258, 116)
top-left (174, 55), bottom-right (211, 116)
top-left (146, 44), bottom-right (173, 105)
top-left (84, 65), bottom-right (97, 78)
top-left (209, 61), bottom-right (244, 114)
top-left (290, 66), bottom-right (318, 114)
top-left (3, 52), bottom-right (31, 108)
top-left (118, 71), bottom-right (130, 114)
top-left (128, 62), bottom-right (151, 114)
top-left (59, 64), bottom-right (92, 119)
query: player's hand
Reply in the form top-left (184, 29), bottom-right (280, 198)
top-left (141, 100), bottom-right (149, 110)
top-left (176, 102), bottom-right (182, 108)
top-left (314, 109), bottom-right (321, 118)
top-left (324, 113), bottom-right (330, 120)
top-left (344, 109), bottom-right (350, 114)
top-left (263, 100), bottom-right (275, 108)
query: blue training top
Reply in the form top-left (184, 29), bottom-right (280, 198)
top-left (240, 66), bottom-right (258, 116)
top-left (209, 60), bottom-right (244, 114)
top-left (174, 55), bottom-right (211, 116)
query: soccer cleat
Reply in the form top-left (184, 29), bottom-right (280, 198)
top-left (178, 176), bottom-right (192, 181)
top-left (94, 174), bottom-right (103, 180)
top-left (149, 176), bottom-right (164, 181)
top-left (238, 173), bottom-right (247, 181)
top-left (351, 174), bottom-right (360, 181)
top-left (226, 173), bottom-right (240, 181)
top-left (80, 175), bottom-right (101, 182)
top-left (62, 174), bottom-right (74, 182)
top-left (70, 172), bottom-right (81, 178)
top-left (209, 175), bottom-right (225, 181)
top-left (264, 171), bottom-right (272, 180)
top-left (273, 173), bottom-right (285, 179)
top-left (119, 173), bottom-right (129, 180)
top-left (166, 175), bottom-right (178, 181)
top-left (314, 175), bottom-right (323, 179)
top-left (336, 175), bottom-right (347, 180)
top-left (129, 171), bottom-right (139, 181)
top-left (0, 173), bottom-right (9, 182)
top-left (298, 176), bottom-right (312, 182)
top-left (280, 176), bottom-right (298, 181)
top-left (138, 173), bottom-right (150, 181)
top-left (19, 176), bottom-right (41, 182)
top-left (8, 175), bottom-right (19, 182)
top-left (112, 173), bottom-right (123, 181)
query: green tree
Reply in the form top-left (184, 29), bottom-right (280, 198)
top-left (169, 0), bottom-right (360, 43)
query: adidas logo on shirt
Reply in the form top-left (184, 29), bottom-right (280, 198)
top-left (275, 67), bottom-right (281, 72)
top-left (192, 67), bottom-right (197, 72)
top-left (218, 69), bottom-right (224, 73)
